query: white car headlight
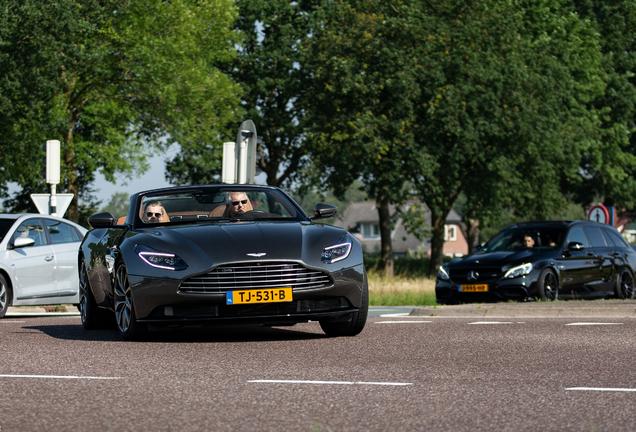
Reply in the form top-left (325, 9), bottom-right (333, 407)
top-left (437, 264), bottom-right (450, 281)
top-left (504, 263), bottom-right (532, 279)
top-left (321, 235), bottom-right (352, 264)
top-left (136, 246), bottom-right (187, 271)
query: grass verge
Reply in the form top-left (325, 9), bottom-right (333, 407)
top-left (368, 272), bottom-right (437, 306)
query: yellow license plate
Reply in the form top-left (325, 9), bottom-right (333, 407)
top-left (459, 284), bottom-right (488, 292)
top-left (226, 287), bottom-right (293, 305)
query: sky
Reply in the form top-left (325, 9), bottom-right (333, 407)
top-left (93, 152), bottom-right (174, 202)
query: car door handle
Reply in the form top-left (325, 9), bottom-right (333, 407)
top-left (587, 252), bottom-right (595, 256)
top-left (44, 255), bottom-right (54, 261)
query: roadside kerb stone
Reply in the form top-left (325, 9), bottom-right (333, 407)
top-left (6, 305), bottom-right (80, 317)
top-left (410, 300), bottom-right (636, 318)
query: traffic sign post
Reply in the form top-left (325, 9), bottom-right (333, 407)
top-left (30, 194), bottom-right (74, 217)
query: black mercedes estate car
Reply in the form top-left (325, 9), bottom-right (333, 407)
top-left (435, 220), bottom-right (636, 303)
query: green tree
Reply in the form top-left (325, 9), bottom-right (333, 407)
top-left (166, 0), bottom-right (320, 187)
top-left (0, 0), bottom-right (241, 222)
top-left (301, 0), bottom-right (424, 276)
top-left (568, 0), bottom-right (636, 210)
top-left (302, 0), bottom-right (604, 275)
top-left (408, 0), bottom-right (605, 274)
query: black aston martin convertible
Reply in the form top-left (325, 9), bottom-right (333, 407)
top-left (78, 185), bottom-right (368, 340)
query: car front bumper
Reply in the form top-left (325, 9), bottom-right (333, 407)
top-left (435, 274), bottom-right (537, 304)
top-left (128, 264), bottom-right (366, 324)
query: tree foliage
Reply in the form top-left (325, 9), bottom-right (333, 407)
top-left (568, 0), bottom-right (636, 208)
top-left (166, 0), bottom-right (320, 187)
top-left (0, 0), bottom-right (241, 221)
top-left (302, 0), bottom-right (605, 274)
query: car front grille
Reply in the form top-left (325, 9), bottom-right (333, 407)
top-left (179, 262), bottom-right (333, 294)
top-left (449, 267), bottom-right (503, 284)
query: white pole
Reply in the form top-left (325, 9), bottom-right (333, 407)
top-left (50, 184), bottom-right (57, 216)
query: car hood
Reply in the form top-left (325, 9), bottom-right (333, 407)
top-left (451, 249), bottom-right (540, 269)
top-left (125, 221), bottom-right (351, 275)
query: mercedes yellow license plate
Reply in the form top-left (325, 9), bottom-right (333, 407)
top-left (459, 284), bottom-right (488, 292)
top-left (227, 287), bottom-right (293, 305)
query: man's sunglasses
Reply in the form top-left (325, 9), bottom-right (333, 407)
top-left (146, 212), bottom-right (162, 218)
top-left (231, 199), bottom-right (248, 206)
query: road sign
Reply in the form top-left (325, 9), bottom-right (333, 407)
top-left (30, 194), bottom-right (74, 217)
top-left (588, 203), bottom-right (610, 224)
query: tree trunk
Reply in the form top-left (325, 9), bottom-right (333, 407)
top-left (465, 217), bottom-right (480, 251)
top-left (377, 190), bottom-right (394, 278)
top-left (64, 126), bottom-right (79, 223)
top-left (428, 209), bottom-right (446, 276)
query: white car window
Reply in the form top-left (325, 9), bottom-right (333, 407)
top-left (12, 219), bottom-right (47, 247)
top-left (44, 219), bottom-right (78, 244)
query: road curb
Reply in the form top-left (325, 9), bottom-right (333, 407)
top-left (6, 306), bottom-right (80, 317)
top-left (410, 300), bottom-right (636, 318)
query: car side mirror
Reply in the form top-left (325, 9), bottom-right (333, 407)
top-left (311, 203), bottom-right (337, 220)
top-left (13, 236), bottom-right (35, 249)
top-left (567, 241), bottom-right (585, 251)
top-left (473, 244), bottom-right (483, 252)
top-left (88, 212), bottom-right (116, 229)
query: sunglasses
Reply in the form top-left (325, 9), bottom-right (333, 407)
top-left (146, 212), bottom-right (162, 218)
top-left (231, 199), bottom-right (248, 206)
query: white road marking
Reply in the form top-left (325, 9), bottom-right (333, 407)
top-left (0, 374), bottom-right (121, 380)
top-left (0, 321), bottom-right (26, 323)
top-left (379, 313), bottom-right (413, 317)
top-left (467, 321), bottom-right (514, 325)
top-left (565, 323), bottom-right (623, 326)
top-left (566, 387), bottom-right (636, 392)
top-left (249, 380), bottom-right (412, 386)
top-left (376, 321), bottom-right (432, 324)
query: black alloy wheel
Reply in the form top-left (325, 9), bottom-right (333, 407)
top-left (615, 268), bottom-right (635, 300)
top-left (537, 268), bottom-right (559, 301)
top-left (114, 263), bottom-right (146, 340)
top-left (0, 274), bottom-right (11, 318)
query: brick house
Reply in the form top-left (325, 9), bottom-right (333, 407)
top-left (331, 201), bottom-right (470, 257)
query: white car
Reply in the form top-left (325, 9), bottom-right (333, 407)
top-left (0, 214), bottom-right (88, 317)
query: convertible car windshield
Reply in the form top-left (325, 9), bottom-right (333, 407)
top-left (482, 225), bottom-right (566, 252)
top-left (137, 186), bottom-right (304, 225)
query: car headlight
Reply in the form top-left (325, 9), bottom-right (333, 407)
top-left (437, 264), bottom-right (450, 281)
top-left (504, 263), bottom-right (532, 279)
top-left (135, 246), bottom-right (188, 271)
top-left (321, 235), bottom-right (352, 264)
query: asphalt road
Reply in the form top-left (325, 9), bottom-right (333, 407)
top-left (1, 315), bottom-right (635, 431)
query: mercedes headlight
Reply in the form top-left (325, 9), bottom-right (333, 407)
top-left (136, 246), bottom-right (188, 271)
top-left (437, 264), bottom-right (450, 281)
top-left (504, 263), bottom-right (532, 279)
top-left (321, 235), bottom-right (352, 264)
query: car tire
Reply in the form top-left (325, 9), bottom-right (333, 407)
top-left (537, 268), bottom-right (559, 301)
top-left (0, 274), bottom-right (12, 318)
top-left (114, 262), bottom-right (146, 341)
top-left (615, 268), bottom-right (635, 300)
top-left (79, 259), bottom-right (111, 329)
top-left (319, 273), bottom-right (369, 337)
